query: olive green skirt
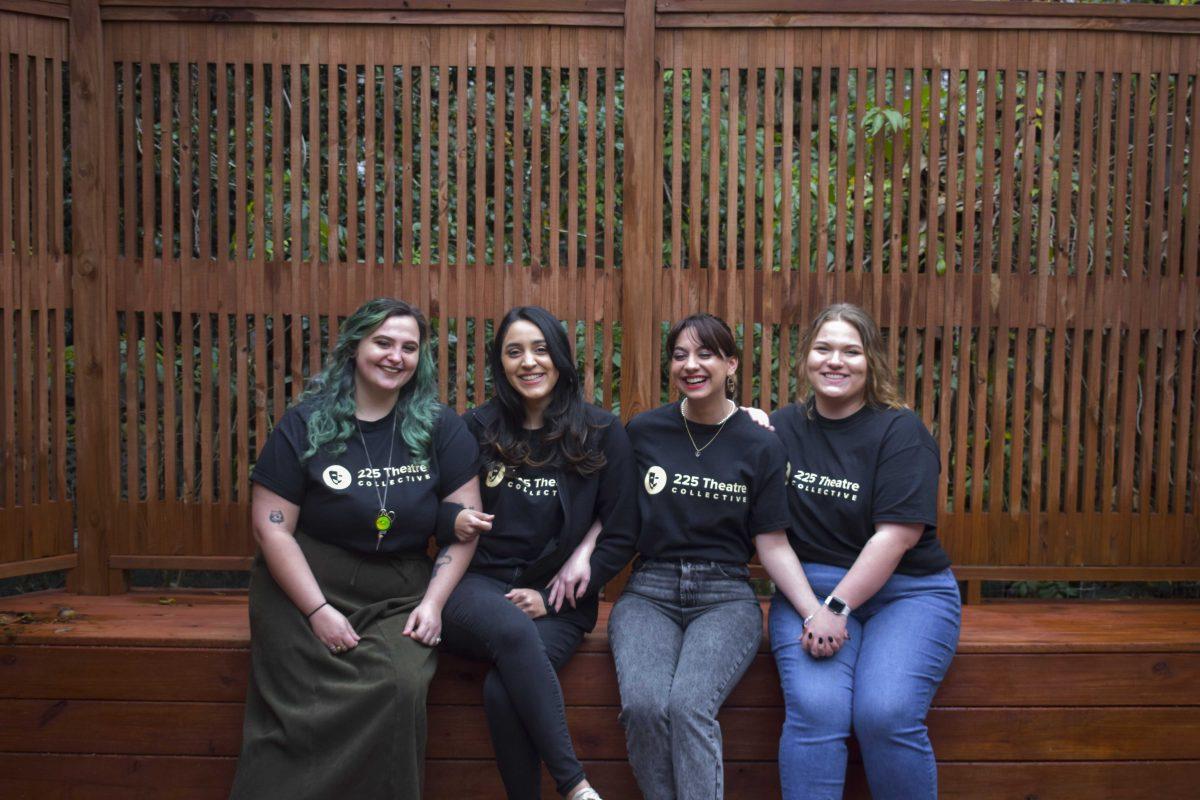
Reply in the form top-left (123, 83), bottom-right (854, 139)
top-left (230, 532), bottom-right (436, 799)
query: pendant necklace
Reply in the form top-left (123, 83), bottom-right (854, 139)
top-left (681, 398), bottom-right (737, 458)
top-left (357, 409), bottom-right (398, 550)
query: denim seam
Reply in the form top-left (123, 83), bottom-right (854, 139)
top-left (698, 601), bottom-right (761, 799)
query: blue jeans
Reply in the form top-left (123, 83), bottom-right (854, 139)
top-left (609, 559), bottom-right (763, 800)
top-left (769, 563), bottom-right (961, 800)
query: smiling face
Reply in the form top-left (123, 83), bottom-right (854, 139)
top-left (353, 314), bottom-right (421, 402)
top-left (501, 319), bottom-right (560, 421)
top-left (670, 326), bottom-right (737, 411)
top-left (806, 318), bottom-right (868, 418)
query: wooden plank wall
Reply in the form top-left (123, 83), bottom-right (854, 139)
top-left (652, 9), bottom-right (1200, 584)
top-left (100, 16), bottom-right (625, 569)
top-left (0, 5), bottom-right (75, 581)
top-left (1, 0), bottom-right (1198, 590)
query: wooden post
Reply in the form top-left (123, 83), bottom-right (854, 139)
top-left (607, 0), bottom-right (657, 599)
top-left (69, 0), bottom-right (121, 593)
top-left (620, 0), bottom-right (656, 422)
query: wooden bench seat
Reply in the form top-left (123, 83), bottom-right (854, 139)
top-left (2, 590), bottom-right (1198, 798)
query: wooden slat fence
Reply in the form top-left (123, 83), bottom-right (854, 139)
top-left (0, 5), bottom-right (74, 581)
top-left (650, 15), bottom-right (1200, 593)
top-left (0, 0), bottom-right (1198, 594)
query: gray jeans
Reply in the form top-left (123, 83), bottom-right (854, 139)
top-left (608, 559), bottom-right (763, 800)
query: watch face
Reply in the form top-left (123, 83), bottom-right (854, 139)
top-left (825, 596), bottom-right (847, 614)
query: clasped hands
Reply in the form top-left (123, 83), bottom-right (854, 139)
top-left (801, 606), bottom-right (852, 659)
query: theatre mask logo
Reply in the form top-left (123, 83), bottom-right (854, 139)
top-left (322, 465), bottom-right (352, 491)
top-left (644, 466), bottom-right (667, 495)
top-left (485, 464), bottom-right (506, 488)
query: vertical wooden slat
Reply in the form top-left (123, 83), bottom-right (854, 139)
top-left (345, 57), bottom-right (359, 276)
top-left (472, 38), bottom-right (486, 401)
top-left (777, 41), bottom-right (794, 404)
top-left (419, 45), bottom-right (433, 315)
top-left (583, 62), bottom-right (598, 401)
top-left (436, 56), bottom-right (450, 403)
top-left (0, 38), bottom-right (13, 522)
top-left (453, 50), bottom-right (467, 412)
top-left (160, 57), bottom-right (178, 513)
top-left (760, 38), bottom-right (776, 409)
top-left (179, 60), bottom-right (196, 504)
top-left (602, 35), bottom-right (617, 411)
top-left (69, 0), bottom-right (120, 592)
top-left (198, 55), bottom-right (215, 517)
top-left (621, 0), bottom-right (657, 420)
top-left (740, 55), bottom-right (756, 405)
top-left (364, 57), bottom-right (377, 276)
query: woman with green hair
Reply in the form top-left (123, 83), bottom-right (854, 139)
top-left (231, 297), bottom-right (487, 798)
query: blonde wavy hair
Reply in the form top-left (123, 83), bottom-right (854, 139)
top-left (797, 303), bottom-right (905, 412)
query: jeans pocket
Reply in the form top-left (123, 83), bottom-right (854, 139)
top-left (712, 562), bottom-right (750, 581)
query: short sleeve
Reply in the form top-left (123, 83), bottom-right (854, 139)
top-left (250, 407), bottom-right (308, 505)
top-left (747, 433), bottom-right (790, 536)
top-left (873, 414), bottom-right (939, 527)
top-left (434, 406), bottom-right (481, 497)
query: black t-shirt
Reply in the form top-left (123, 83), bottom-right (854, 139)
top-left (470, 426), bottom-right (565, 571)
top-left (627, 402), bottom-right (789, 564)
top-left (251, 401), bottom-right (480, 555)
top-left (770, 402), bottom-right (951, 576)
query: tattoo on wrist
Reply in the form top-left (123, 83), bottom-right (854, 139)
top-left (432, 549), bottom-right (452, 578)
top-left (269, 509), bottom-right (284, 524)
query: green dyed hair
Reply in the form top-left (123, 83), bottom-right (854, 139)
top-left (297, 298), bottom-right (439, 463)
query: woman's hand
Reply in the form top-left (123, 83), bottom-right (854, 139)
top-left (309, 603), bottom-right (362, 655)
top-left (453, 507), bottom-right (494, 543)
top-left (801, 606), bottom-right (850, 659)
top-left (740, 406), bottom-right (774, 431)
top-left (506, 588), bottom-right (547, 619)
top-left (403, 599), bottom-right (444, 646)
top-left (546, 549), bottom-right (592, 611)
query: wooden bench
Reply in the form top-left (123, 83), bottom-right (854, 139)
top-left (2, 590), bottom-right (1198, 799)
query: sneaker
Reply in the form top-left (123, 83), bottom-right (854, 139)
top-left (570, 789), bottom-right (602, 800)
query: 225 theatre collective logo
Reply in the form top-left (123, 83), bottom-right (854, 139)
top-left (643, 466), bottom-right (747, 504)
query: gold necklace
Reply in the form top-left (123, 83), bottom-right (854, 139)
top-left (681, 398), bottom-right (737, 458)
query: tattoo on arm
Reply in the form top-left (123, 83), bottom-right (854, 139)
top-left (432, 548), bottom-right (452, 579)
top-left (268, 509), bottom-right (284, 524)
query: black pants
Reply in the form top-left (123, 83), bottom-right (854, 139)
top-left (441, 570), bottom-right (587, 799)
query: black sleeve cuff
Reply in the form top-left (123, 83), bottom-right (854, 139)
top-left (539, 587), bottom-right (559, 617)
top-left (435, 501), bottom-right (465, 548)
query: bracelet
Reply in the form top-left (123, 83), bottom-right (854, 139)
top-left (802, 613), bottom-right (817, 627)
top-left (305, 600), bottom-right (329, 619)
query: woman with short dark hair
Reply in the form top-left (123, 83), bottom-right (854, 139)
top-left (587, 312), bottom-right (790, 800)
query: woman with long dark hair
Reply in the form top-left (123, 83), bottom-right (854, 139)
top-left (231, 297), bottom-right (484, 798)
top-left (436, 305), bottom-right (637, 800)
top-left (584, 313), bottom-right (790, 800)
top-left (758, 303), bottom-right (960, 799)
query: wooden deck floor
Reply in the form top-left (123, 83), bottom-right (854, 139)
top-left (2, 590), bottom-right (1199, 798)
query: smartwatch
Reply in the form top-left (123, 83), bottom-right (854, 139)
top-left (823, 594), bottom-right (851, 616)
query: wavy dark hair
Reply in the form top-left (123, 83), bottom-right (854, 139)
top-left (297, 298), bottom-right (439, 462)
top-left (665, 313), bottom-right (739, 399)
top-left (481, 306), bottom-right (606, 476)
top-left (797, 302), bottom-right (904, 414)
